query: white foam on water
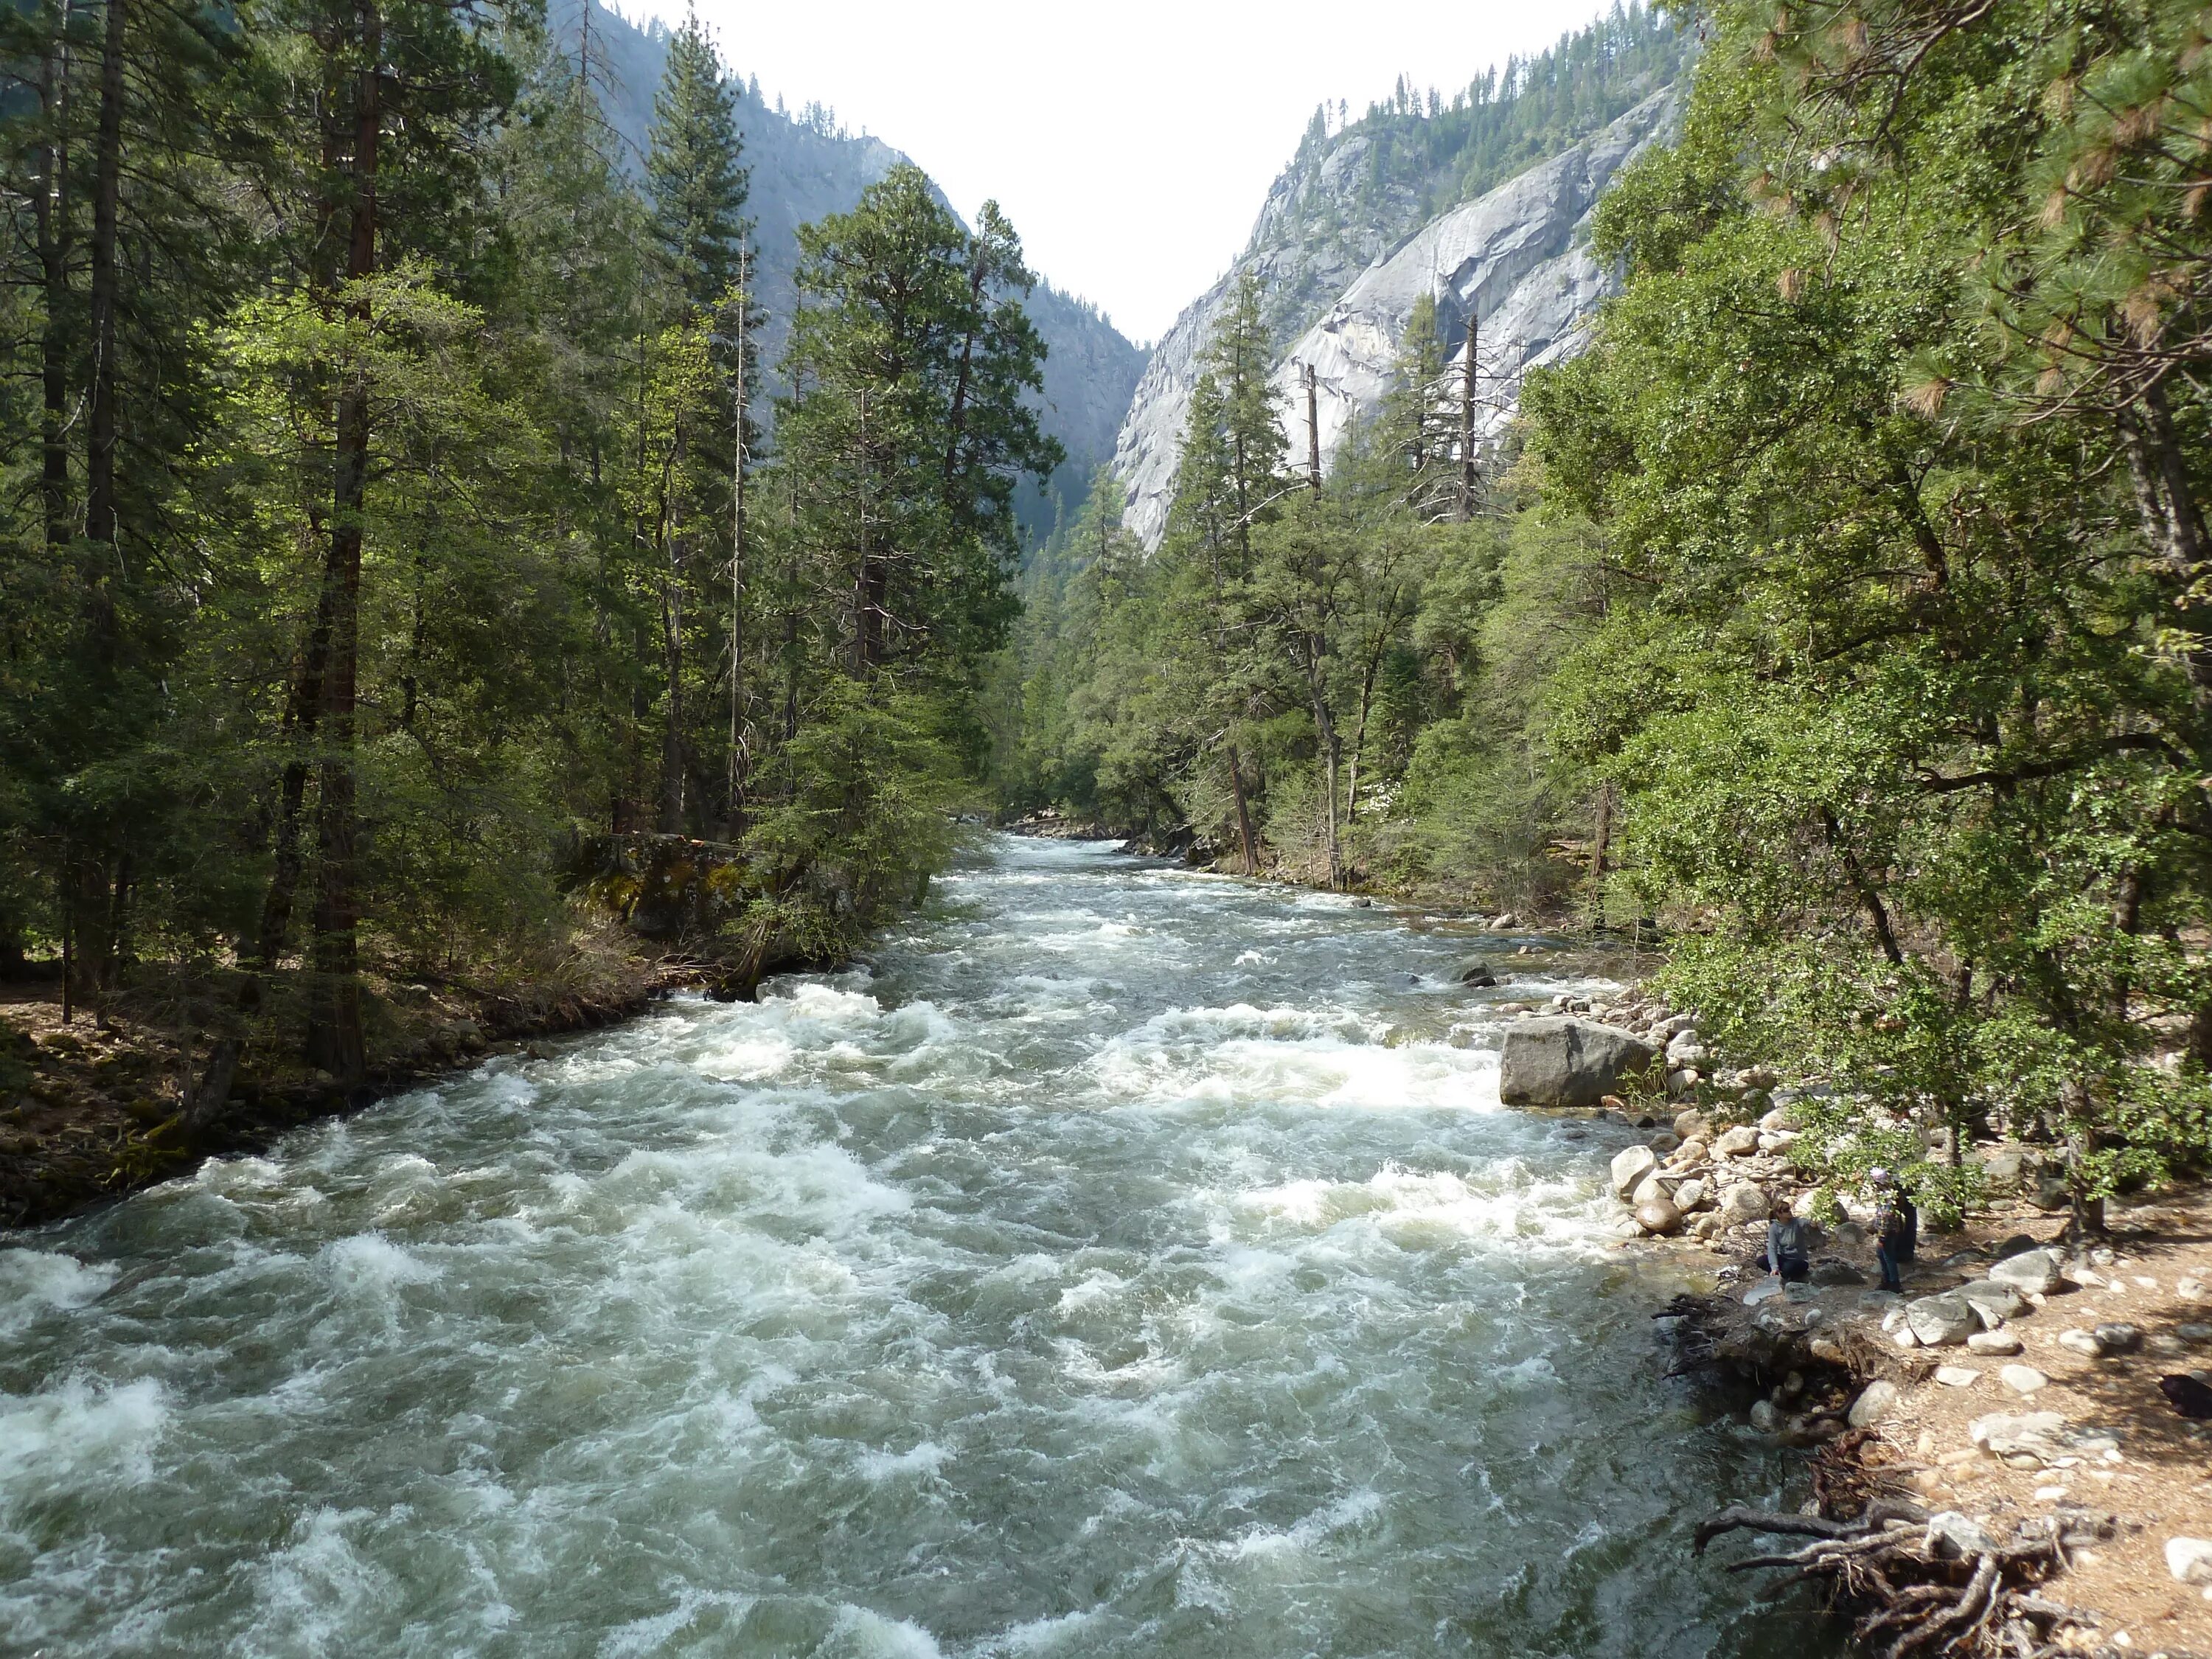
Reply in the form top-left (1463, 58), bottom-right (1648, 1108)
top-left (855, 1439), bottom-right (952, 1483)
top-left (0, 834), bottom-right (1804, 1658)
top-left (0, 1376), bottom-right (168, 1497)
top-left (0, 1248), bottom-right (113, 1336)
top-left (970, 1607), bottom-right (1102, 1655)
top-left (596, 1589), bottom-right (759, 1658)
top-left (1222, 1488), bottom-right (1384, 1560)
top-left (824, 1604), bottom-right (947, 1659)
top-left (317, 1232), bottom-right (442, 1296)
top-left (244, 1505), bottom-right (397, 1658)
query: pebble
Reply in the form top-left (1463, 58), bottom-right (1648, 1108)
top-left (2057, 1328), bottom-right (2104, 1357)
top-left (2034, 1485), bottom-right (2068, 1501)
top-left (1935, 1366), bottom-right (1980, 1388)
top-left (1848, 1380), bottom-right (1900, 1428)
top-left (2168, 1537), bottom-right (2212, 1585)
top-left (2094, 1321), bottom-right (2144, 1354)
top-left (1966, 1331), bottom-right (2023, 1355)
top-left (2000, 1365), bottom-right (2049, 1395)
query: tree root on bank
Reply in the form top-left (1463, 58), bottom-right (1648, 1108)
top-left (1697, 1498), bottom-right (2122, 1657)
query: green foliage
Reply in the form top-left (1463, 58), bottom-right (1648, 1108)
top-left (1516, 0), bottom-right (2212, 1220)
top-left (0, 0), bottom-right (1047, 1071)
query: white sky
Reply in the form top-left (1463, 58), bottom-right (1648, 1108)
top-left (644, 0), bottom-right (1624, 345)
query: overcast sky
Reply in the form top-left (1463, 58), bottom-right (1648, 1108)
top-left (636, 0), bottom-right (1625, 344)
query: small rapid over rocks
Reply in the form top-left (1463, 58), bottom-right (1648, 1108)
top-left (1, 836), bottom-right (1831, 1657)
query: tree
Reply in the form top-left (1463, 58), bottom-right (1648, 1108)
top-left (644, 10), bottom-right (750, 316)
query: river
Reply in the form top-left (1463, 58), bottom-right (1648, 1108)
top-left (1, 835), bottom-right (1831, 1657)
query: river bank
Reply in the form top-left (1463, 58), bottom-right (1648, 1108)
top-left (0, 920), bottom-right (696, 1231)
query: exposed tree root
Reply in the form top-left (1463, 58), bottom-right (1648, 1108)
top-left (1697, 1500), bottom-right (2121, 1658)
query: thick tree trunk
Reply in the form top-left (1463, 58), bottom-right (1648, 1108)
top-left (660, 518), bottom-right (686, 833)
top-left (1589, 782), bottom-right (1613, 908)
top-left (1226, 741), bottom-right (1258, 876)
top-left (304, 0), bottom-right (380, 1088)
top-left (1458, 315), bottom-right (1478, 521)
top-left (2119, 387), bottom-right (2212, 714)
top-left (1304, 363), bottom-right (1322, 492)
top-left (83, 0), bottom-right (125, 552)
top-left (36, 7), bottom-right (74, 554)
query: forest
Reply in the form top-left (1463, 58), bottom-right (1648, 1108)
top-left (1000, 0), bottom-right (2212, 1220)
top-left (0, 0), bottom-right (1057, 1115)
top-left (2, 0), bottom-right (2208, 1222)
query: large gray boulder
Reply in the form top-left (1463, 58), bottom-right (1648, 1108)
top-left (1610, 1144), bottom-right (1659, 1198)
top-left (1905, 1293), bottom-right (1980, 1347)
top-left (1500, 1018), bottom-right (1658, 1108)
top-left (1988, 1248), bottom-right (2064, 1295)
top-left (1955, 1280), bottom-right (2027, 1326)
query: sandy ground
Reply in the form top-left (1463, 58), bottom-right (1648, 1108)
top-left (1683, 1188), bottom-right (2212, 1657)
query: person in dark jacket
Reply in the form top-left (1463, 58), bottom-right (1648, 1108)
top-left (1870, 1168), bottom-right (1917, 1293)
top-left (1761, 1213), bottom-right (1812, 1281)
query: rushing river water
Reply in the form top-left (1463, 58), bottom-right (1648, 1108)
top-left (1, 835), bottom-right (1832, 1658)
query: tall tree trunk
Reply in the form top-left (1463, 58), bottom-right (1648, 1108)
top-left (1300, 639), bottom-right (1343, 889)
top-left (660, 485), bottom-right (686, 834)
top-left (83, 0), bottom-right (125, 554)
top-left (36, 4), bottom-right (74, 554)
top-left (304, 0), bottom-right (380, 1087)
top-left (1304, 362), bottom-right (1322, 493)
top-left (252, 541), bottom-right (338, 988)
top-left (726, 254), bottom-right (749, 832)
top-left (1458, 313), bottom-right (1479, 521)
top-left (1588, 781), bottom-right (1613, 916)
top-left (2119, 386), bottom-right (2212, 714)
top-left (1225, 741), bottom-right (1258, 876)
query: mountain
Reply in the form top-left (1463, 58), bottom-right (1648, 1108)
top-left (563, 0), bottom-right (1145, 536)
top-left (1110, 6), bottom-right (1692, 547)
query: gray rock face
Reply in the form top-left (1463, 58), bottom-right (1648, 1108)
top-left (1988, 1248), bottom-right (2065, 1295)
top-left (1111, 90), bottom-right (1682, 549)
top-left (1711, 1125), bottom-right (1760, 1159)
top-left (1500, 1018), bottom-right (1658, 1109)
top-left (1926, 1512), bottom-right (1995, 1559)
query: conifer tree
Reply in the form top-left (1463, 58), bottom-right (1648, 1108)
top-left (646, 11), bottom-right (751, 316)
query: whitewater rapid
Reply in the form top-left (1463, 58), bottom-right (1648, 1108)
top-left (0, 835), bottom-right (1824, 1657)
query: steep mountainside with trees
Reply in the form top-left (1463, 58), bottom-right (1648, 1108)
top-left (0, 0), bottom-right (1057, 1150)
top-left (1113, 2), bottom-right (1694, 546)
top-left (1007, 0), bottom-right (2212, 1228)
top-left (563, 0), bottom-right (1143, 538)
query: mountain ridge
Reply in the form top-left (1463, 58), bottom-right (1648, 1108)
top-left (563, 0), bottom-right (1144, 536)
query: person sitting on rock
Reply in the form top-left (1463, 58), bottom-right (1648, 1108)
top-left (1761, 1213), bottom-right (1812, 1282)
top-left (1870, 1168), bottom-right (1917, 1293)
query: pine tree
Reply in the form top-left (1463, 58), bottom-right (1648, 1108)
top-left (646, 11), bottom-right (751, 316)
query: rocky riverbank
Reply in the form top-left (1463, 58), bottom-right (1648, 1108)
top-left (1475, 979), bottom-right (2212, 1653)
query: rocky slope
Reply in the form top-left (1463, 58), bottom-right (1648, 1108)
top-left (1113, 88), bottom-right (1680, 548)
top-left (571, 1), bottom-right (1144, 528)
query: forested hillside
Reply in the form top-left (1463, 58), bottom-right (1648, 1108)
top-left (561, 0), bottom-right (1146, 538)
top-left (1005, 0), bottom-right (2212, 1219)
top-left (0, 1), bottom-right (1058, 1111)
